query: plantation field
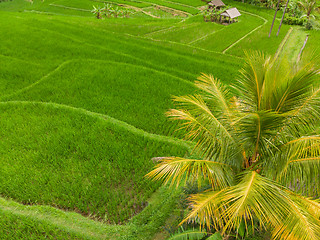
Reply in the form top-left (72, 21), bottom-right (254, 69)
top-left (0, 0), bottom-right (316, 239)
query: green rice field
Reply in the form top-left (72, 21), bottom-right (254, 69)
top-left (0, 0), bottom-right (317, 239)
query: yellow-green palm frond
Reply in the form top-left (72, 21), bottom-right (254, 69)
top-left (272, 191), bottom-right (320, 240)
top-left (238, 110), bottom-right (286, 159)
top-left (195, 73), bottom-right (233, 120)
top-left (182, 189), bottom-right (226, 230)
top-left (184, 171), bottom-right (286, 232)
top-left (146, 157), bottom-right (233, 189)
top-left (183, 171), bottom-right (320, 239)
top-left (169, 95), bottom-right (233, 140)
top-left (235, 51), bottom-right (320, 115)
top-left (275, 135), bottom-right (320, 195)
top-left (234, 51), bottom-right (272, 111)
top-left (167, 95), bottom-right (240, 168)
top-left (289, 193), bottom-right (320, 220)
top-left (285, 85), bottom-right (320, 137)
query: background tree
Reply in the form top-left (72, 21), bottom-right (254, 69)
top-left (277, 0), bottom-right (290, 36)
top-left (268, 0), bottom-right (281, 37)
top-left (298, 0), bottom-right (319, 19)
top-left (147, 52), bottom-right (320, 239)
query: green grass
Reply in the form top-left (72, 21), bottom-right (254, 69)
top-left (0, 186), bottom-right (182, 239)
top-left (193, 13), bottom-right (264, 52)
top-left (142, 6), bottom-right (181, 18)
top-left (53, 0), bottom-right (102, 10)
top-left (148, 21), bottom-right (224, 44)
top-left (0, 55), bottom-right (50, 96)
top-left (0, 102), bottom-right (189, 224)
top-left (0, 209), bottom-right (84, 239)
top-left (227, 20), bottom-right (291, 56)
top-left (279, 27), bottom-right (307, 62)
top-left (302, 30), bottom-right (320, 64)
top-left (3, 60), bottom-right (195, 134)
top-left (103, 0), bottom-right (154, 8)
top-left (128, 0), bottom-right (199, 14)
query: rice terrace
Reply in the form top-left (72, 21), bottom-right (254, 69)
top-left (1, 0), bottom-right (320, 239)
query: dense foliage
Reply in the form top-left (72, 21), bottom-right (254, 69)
top-left (148, 52), bottom-right (320, 239)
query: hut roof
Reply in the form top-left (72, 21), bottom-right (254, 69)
top-left (221, 7), bottom-right (241, 19)
top-left (208, 0), bottom-right (225, 7)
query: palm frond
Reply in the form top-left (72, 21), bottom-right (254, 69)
top-left (184, 171), bottom-right (286, 231)
top-left (146, 157), bottom-right (233, 189)
top-left (195, 73), bottom-right (233, 120)
top-left (237, 110), bottom-right (285, 162)
top-left (275, 63), bottom-right (319, 113)
top-left (235, 51), bottom-right (271, 111)
top-left (275, 135), bottom-right (320, 195)
top-left (272, 191), bottom-right (320, 240)
top-left (289, 193), bottom-right (320, 219)
top-left (184, 171), bottom-right (320, 240)
top-left (167, 95), bottom-right (240, 164)
top-left (206, 232), bottom-right (223, 240)
top-left (182, 189), bottom-right (226, 230)
top-left (235, 51), bottom-right (320, 115)
top-left (169, 95), bottom-right (233, 140)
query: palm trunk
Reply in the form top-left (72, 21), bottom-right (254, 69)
top-left (277, 0), bottom-right (290, 36)
top-left (268, 0), bottom-right (281, 37)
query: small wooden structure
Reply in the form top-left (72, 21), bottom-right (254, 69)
top-left (208, 0), bottom-right (225, 9)
top-left (220, 7), bottom-right (241, 23)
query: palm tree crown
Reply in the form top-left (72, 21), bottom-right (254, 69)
top-left (147, 52), bottom-right (320, 240)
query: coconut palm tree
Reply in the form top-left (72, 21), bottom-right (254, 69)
top-left (268, 0), bottom-right (281, 37)
top-left (298, 0), bottom-right (319, 19)
top-left (147, 52), bottom-right (320, 239)
top-left (277, 0), bottom-right (290, 36)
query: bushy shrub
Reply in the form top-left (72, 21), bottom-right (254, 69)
top-left (283, 15), bottom-right (306, 25)
top-left (92, 4), bottom-right (133, 19)
top-left (286, 0), bottom-right (304, 17)
top-left (305, 20), bottom-right (313, 29)
top-left (201, 5), bottom-right (230, 23)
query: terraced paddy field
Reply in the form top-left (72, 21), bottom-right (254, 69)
top-left (0, 0), bottom-right (317, 239)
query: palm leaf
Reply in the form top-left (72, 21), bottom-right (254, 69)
top-left (272, 191), bottom-right (320, 240)
top-left (276, 135), bottom-right (320, 195)
top-left (167, 95), bottom-right (240, 164)
top-left (146, 157), bottom-right (233, 189)
top-left (195, 73), bottom-right (233, 120)
top-left (184, 171), bottom-right (320, 240)
top-left (206, 232), bottom-right (223, 240)
top-left (184, 171), bottom-right (285, 231)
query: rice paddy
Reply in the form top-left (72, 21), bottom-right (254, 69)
top-left (0, 0), bottom-right (317, 238)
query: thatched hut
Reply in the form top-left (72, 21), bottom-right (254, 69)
top-left (208, 0), bottom-right (225, 9)
top-left (220, 7), bottom-right (241, 23)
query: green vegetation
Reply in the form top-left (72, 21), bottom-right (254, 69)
top-left (0, 0), bottom-right (319, 238)
top-left (0, 102), bottom-right (189, 224)
top-left (148, 52), bottom-right (320, 239)
top-left (0, 186), bottom-right (182, 239)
